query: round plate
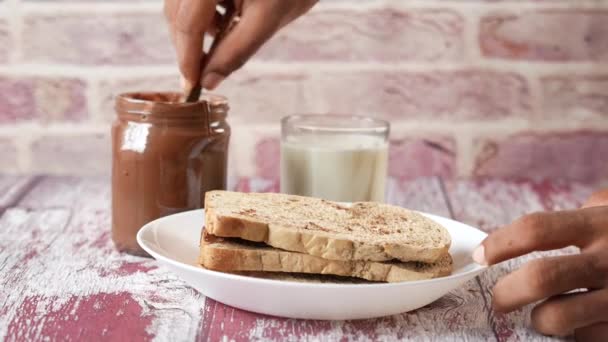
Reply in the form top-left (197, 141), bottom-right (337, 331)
top-left (137, 209), bottom-right (487, 320)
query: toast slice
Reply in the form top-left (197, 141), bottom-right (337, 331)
top-left (199, 232), bottom-right (453, 283)
top-left (227, 271), bottom-right (376, 284)
top-left (204, 191), bottom-right (451, 263)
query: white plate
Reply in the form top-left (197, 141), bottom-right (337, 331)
top-left (137, 209), bottom-right (488, 320)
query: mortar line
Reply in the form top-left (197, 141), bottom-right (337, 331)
top-left (2, 61), bottom-right (608, 78)
top-left (461, 2), bottom-right (484, 65)
top-left (1, 119), bottom-right (606, 138)
top-left (84, 75), bottom-right (103, 123)
top-left (15, 132), bottom-right (33, 174)
top-left (5, 0), bottom-right (21, 64)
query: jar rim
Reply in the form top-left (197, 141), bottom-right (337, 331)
top-left (118, 92), bottom-right (228, 106)
top-left (115, 91), bottom-right (229, 118)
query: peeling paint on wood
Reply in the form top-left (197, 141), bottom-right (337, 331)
top-left (18, 176), bottom-right (111, 211)
top-left (2, 175), bottom-right (589, 341)
top-left (0, 175), bottom-right (38, 212)
top-left (201, 289), bottom-right (496, 341)
top-left (0, 177), bottom-right (205, 341)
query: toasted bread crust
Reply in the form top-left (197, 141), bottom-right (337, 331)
top-left (199, 232), bottom-right (453, 283)
top-left (204, 191), bottom-right (451, 263)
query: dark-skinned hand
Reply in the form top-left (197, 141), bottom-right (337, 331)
top-left (474, 189), bottom-right (608, 340)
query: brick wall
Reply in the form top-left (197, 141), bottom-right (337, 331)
top-left (1, 0), bottom-right (607, 184)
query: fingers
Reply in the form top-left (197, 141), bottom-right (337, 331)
top-left (163, 0), bottom-right (180, 24)
top-left (492, 253), bottom-right (607, 313)
top-left (583, 189), bottom-right (608, 208)
top-left (173, 0), bottom-right (217, 88)
top-left (475, 209), bottom-right (596, 266)
top-left (201, 2), bottom-right (282, 90)
top-left (531, 289), bottom-right (608, 337)
top-left (575, 322), bottom-right (608, 342)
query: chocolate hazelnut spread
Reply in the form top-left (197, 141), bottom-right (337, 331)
top-left (112, 92), bottom-right (230, 256)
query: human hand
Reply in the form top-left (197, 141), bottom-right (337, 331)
top-left (164, 0), bottom-right (317, 91)
top-left (472, 189), bottom-right (608, 339)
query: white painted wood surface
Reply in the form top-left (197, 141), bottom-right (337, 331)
top-left (0, 175), bottom-right (37, 212)
top-left (0, 175), bottom-right (596, 341)
top-left (0, 176), bottom-right (205, 341)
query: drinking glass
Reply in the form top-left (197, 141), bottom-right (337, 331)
top-left (280, 114), bottom-right (390, 202)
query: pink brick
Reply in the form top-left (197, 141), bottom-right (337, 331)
top-left (97, 76), bottom-right (179, 122)
top-left (0, 77), bottom-right (87, 124)
top-left (255, 135), bottom-right (457, 181)
top-left (216, 69), bottom-right (319, 122)
top-left (541, 75), bottom-right (608, 121)
top-left (390, 137), bottom-right (456, 180)
top-left (316, 70), bottom-right (531, 120)
top-left (256, 8), bottom-right (464, 62)
top-left (481, 11), bottom-right (608, 61)
top-left (0, 137), bottom-right (18, 172)
top-left (23, 13), bottom-right (174, 65)
top-left (474, 132), bottom-right (608, 183)
top-left (31, 133), bottom-right (110, 175)
top-left (0, 19), bottom-right (9, 63)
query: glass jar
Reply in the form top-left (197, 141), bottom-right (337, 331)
top-left (112, 92), bottom-right (230, 256)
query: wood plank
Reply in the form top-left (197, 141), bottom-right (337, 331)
top-left (200, 290), bottom-right (496, 342)
top-left (445, 179), bottom-right (593, 233)
top-left (385, 177), bottom-right (452, 217)
top-left (199, 177), bottom-right (495, 341)
top-left (0, 177), bottom-right (207, 341)
top-left (444, 179), bottom-right (595, 341)
top-left (18, 176), bottom-right (111, 210)
top-left (0, 175), bottom-right (38, 212)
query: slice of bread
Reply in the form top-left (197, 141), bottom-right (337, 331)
top-left (204, 191), bottom-right (451, 263)
top-left (226, 271), bottom-right (377, 284)
top-left (199, 232), bottom-right (453, 283)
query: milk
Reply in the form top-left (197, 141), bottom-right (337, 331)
top-left (280, 135), bottom-right (388, 202)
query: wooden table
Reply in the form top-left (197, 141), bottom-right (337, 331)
top-left (0, 175), bottom-right (595, 341)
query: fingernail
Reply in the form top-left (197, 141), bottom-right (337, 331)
top-left (472, 245), bottom-right (488, 265)
top-left (202, 72), bottom-right (225, 90)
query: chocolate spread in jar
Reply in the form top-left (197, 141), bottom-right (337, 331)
top-left (112, 92), bottom-right (230, 256)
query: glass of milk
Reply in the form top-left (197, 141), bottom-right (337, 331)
top-left (280, 114), bottom-right (390, 202)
